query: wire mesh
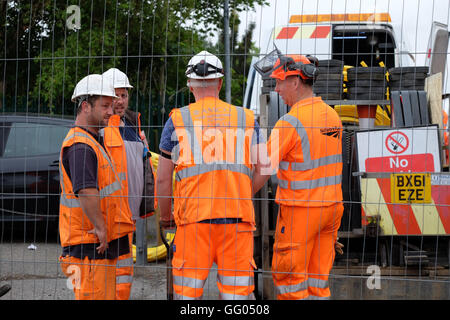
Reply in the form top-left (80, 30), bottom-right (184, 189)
top-left (0, 0), bottom-right (449, 302)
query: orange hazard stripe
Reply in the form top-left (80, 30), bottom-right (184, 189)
top-left (377, 178), bottom-right (422, 235)
top-left (310, 26), bottom-right (331, 38)
top-left (431, 185), bottom-right (450, 234)
top-left (276, 27), bottom-right (299, 39)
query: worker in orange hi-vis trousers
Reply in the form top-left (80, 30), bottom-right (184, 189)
top-left (102, 68), bottom-right (157, 300)
top-left (59, 74), bottom-right (134, 300)
top-left (253, 50), bottom-right (344, 300)
top-left (156, 51), bottom-right (270, 300)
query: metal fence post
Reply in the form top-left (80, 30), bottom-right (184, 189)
top-left (135, 217), bottom-right (147, 265)
top-left (224, 0), bottom-right (231, 103)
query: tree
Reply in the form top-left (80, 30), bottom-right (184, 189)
top-left (1, 0), bottom-right (266, 115)
top-left (0, 1), bottom-right (53, 111)
top-left (215, 9), bottom-right (259, 106)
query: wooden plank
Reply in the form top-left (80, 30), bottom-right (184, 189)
top-left (418, 91), bottom-right (430, 124)
top-left (424, 73), bottom-right (444, 166)
top-left (390, 91), bottom-right (404, 127)
top-left (408, 91), bottom-right (422, 125)
top-left (400, 90), bottom-right (414, 126)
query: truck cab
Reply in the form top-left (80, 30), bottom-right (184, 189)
top-left (247, 13), bottom-right (450, 285)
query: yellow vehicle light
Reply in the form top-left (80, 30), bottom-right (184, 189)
top-left (289, 13), bottom-right (391, 24)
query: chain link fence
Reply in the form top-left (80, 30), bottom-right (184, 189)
top-left (1, 0), bottom-right (450, 302)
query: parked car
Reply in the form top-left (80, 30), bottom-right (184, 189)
top-left (0, 114), bottom-right (73, 230)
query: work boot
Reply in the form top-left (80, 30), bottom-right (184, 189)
top-left (0, 284), bottom-right (11, 297)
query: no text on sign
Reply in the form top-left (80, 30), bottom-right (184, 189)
top-left (385, 131), bottom-right (409, 154)
top-left (391, 173), bottom-right (431, 203)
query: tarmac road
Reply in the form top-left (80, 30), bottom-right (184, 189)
top-left (1, 234), bottom-right (449, 300)
top-left (0, 241), bottom-right (223, 300)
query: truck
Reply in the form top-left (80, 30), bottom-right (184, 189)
top-left (244, 11), bottom-right (450, 299)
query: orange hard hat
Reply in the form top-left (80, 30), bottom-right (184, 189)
top-left (270, 54), bottom-right (317, 80)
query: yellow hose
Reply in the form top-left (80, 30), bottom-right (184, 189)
top-left (132, 231), bottom-right (175, 263)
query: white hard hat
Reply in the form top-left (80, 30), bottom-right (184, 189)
top-left (71, 74), bottom-right (118, 102)
top-left (102, 68), bottom-right (133, 89)
top-left (185, 50), bottom-right (224, 79)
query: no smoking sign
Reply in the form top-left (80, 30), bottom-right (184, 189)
top-left (356, 126), bottom-right (441, 173)
top-left (385, 131), bottom-right (409, 154)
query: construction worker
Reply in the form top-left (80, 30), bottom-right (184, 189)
top-left (254, 51), bottom-right (344, 300)
top-left (102, 68), bottom-right (156, 300)
top-left (59, 74), bottom-right (134, 300)
top-left (157, 50), bottom-right (269, 300)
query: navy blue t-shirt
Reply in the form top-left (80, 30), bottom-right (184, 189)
top-left (62, 127), bottom-right (101, 194)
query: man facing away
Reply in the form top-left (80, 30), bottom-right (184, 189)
top-left (59, 74), bottom-right (134, 300)
top-left (157, 50), bottom-right (270, 300)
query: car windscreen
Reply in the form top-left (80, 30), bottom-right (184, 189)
top-left (1, 122), bottom-right (69, 158)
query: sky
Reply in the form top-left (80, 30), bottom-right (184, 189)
top-left (238, 0), bottom-right (450, 58)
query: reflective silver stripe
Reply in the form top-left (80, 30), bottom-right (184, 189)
top-left (176, 163), bottom-right (252, 182)
top-left (219, 292), bottom-right (255, 300)
top-left (305, 295), bottom-right (330, 300)
top-left (280, 154), bottom-right (342, 172)
top-left (308, 278), bottom-right (329, 289)
top-left (279, 161), bottom-right (290, 171)
top-left (116, 257), bottom-right (134, 268)
top-left (178, 106), bottom-right (252, 165)
top-left (60, 180), bottom-right (121, 208)
top-left (63, 131), bottom-right (120, 181)
top-left (60, 195), bottom-right (81, 208)
top-left (235, 107), bottom-right (246, 165)
top-left (172, 143), bottom-right (180, 163)
top-left (278, 179), bottom-right (289, 189)
top-left (174, 292), bottom-right (202, 300)
top-left (173, 275), bottom-right (205, 289)
top-left (60, 130), bottom-right (123, 208)
top-left (99, 181), bottom-right (122, 198)
top-left (279, 114), bottom-right (311, 162)
top-left (278, 114), bottom-right (343, 192)
top-left (276, 280), bottom-right (308, 295)
top-left (290, 175), bottom-right (342, 190)
top-left (116, 275), bottom-right (133, 284)
top-left (179, 107), bottom-right (203, 164)
top-left (118, 172), bottom-right (127, 181)
top-left (217, 274), bottom-right (254, 287)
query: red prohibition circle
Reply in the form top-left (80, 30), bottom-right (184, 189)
top-left (385, 131), bottom-right (409, 154)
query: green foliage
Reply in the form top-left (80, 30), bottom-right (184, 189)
top-left (0, 0), bottom-right (266, 115)
top-left (215, 10), bottom-right (259, 106)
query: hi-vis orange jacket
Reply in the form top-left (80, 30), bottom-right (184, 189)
top-left (170, 97), bottom-right (256, 226)
top-left (59, 126), bottom-right (134, 247)
top-left (104, 114), bottom-right (157, 219)
top-left (268, 97), bottom-right (343, 207)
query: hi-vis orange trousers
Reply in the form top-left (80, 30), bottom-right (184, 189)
top-left (60, 255), bottom-right (116, 300)
top-left (172, 222), bottom-right (257, 300)
top-left (115, 233), bottom-right (134, 300)
top-left (272, 204), bottom-right (343, 300)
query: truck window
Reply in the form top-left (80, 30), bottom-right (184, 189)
top-left (332, 25), bottom-right (396, 68)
